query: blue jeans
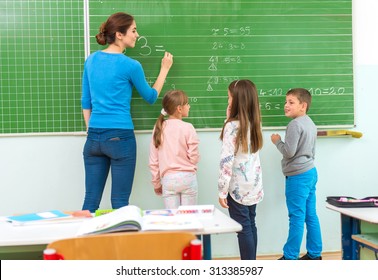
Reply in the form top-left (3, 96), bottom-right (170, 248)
top-left (283, 167), bottom-right (322, 259)
top-left (82, 128), bottom-right (136, 212)
top-left (227, 196), bottom-right (258, 260)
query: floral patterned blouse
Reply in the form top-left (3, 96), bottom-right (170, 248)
top-left (218, 121), bottom-right (264, 206)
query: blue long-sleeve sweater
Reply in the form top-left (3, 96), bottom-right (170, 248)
top-left (81, 51), bottom-right (158, 129)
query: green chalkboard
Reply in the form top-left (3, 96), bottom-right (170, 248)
top-left (0, 0), bottom-right (353, 134)
top-left (90, 0), bottom-right (354, 130)
top-left (0, 0), bottom-right (85, 134)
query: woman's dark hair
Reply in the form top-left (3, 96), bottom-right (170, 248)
top-left (95, 12), bottom-right (134, 45)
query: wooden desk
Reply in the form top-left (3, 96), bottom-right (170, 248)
top-left (326, 203), bottom-right (378, 259)
top-left (0, 208), bottom-right (241, 260)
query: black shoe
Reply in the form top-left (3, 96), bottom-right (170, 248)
top-left (277, 255), bottom-right (287, 260)
top-left (299, 253), bottom-right (322, 260)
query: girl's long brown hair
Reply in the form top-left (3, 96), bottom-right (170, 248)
top-left (152, 90), bottom-right (189, 148)
top-left (220, 80), bottom-right (263, 153)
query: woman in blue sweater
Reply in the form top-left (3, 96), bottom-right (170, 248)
top-left (81, 12), bottom-right (173, 212)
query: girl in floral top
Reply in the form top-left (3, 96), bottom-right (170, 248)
top-left (218, 79), bottom-right (264, 260)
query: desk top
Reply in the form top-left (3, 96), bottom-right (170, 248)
top-left (326, 203), bottom-right (378, 224)
top-left (0, 208), bottom-right (241, 247)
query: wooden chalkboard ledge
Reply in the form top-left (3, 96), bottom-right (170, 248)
top-left (317, 130), bottom-right (363, 138)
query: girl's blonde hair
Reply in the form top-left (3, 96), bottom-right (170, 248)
top-left (152, 90), bottom-right (189, 148)
top-left (220, 80), bottom-right (263, 153)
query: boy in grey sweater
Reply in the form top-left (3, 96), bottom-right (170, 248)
top-left (271, 88), bottom-right (322, 260)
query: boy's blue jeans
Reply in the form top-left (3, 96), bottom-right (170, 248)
top-left (82, 128), bottom-right (136, 212)
top-left (227, 195), bottom-right (258, 260)
top-left (283, 167), bottom-right (322, 259)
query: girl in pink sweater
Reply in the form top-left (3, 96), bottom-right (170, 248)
top-left (149, 90), bottom-right (200, 209)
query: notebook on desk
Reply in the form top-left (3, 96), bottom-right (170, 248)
top-left (6, 210), bottom-right (92, 226)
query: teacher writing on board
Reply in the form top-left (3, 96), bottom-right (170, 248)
top-left (81, 12), bottom-right (173, 212)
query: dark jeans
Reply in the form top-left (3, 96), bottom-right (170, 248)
top-left (82, 128), bottom-right (136, 212)
top-left (227, 195), bottom-right (258, 260)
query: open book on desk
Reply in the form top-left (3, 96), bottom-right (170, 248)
top-left (77, 205), bottom-right (204, 236)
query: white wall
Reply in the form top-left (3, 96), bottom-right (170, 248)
top-left (0, 0), bottom-right (377, 258)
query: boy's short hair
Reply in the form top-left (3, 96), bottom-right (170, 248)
top-left (286, 88), bottom-right (312, 112)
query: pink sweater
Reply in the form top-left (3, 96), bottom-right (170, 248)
top-left (149, 119), bottom-right (200, 190)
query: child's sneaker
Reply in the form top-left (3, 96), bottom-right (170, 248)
top-left (299, 253), bottom-right (322, 260)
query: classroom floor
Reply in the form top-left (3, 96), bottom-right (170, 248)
top-left (217, 251), bottom-right (342, 260)
top-left (257, 251), bottom-right (341, 260)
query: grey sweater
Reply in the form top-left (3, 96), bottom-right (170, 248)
top-left (275, 115), bottom-right (316, 176)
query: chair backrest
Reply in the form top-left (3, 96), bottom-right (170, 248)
top-left (45, 231), bottom-right (200, 260)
